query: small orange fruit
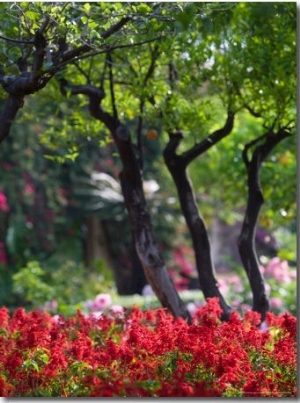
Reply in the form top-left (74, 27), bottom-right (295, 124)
top-left (146, 129), bottom-right (158, 140)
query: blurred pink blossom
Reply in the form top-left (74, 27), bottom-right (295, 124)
top-left (217, 279), bottom-right (229, 296)
top-left (52, 315), bottom-right (64, 325)
top-left (265, 283), bottom-right (271, 296)
top-left (269, 297), bottom-right (283, 309)
top-left (228, 275), bottom-right (244, 293)
top-left (89, 311), bottom-right (103, 320)
top-left (109, 305), bottom-right (125, 318)
top-left (93, 293), bottom-right (112, 310)
top-left (83, 299), bottom-right (94, 310)
top-left (264, 257), bottom-right (291, 283)
top-left (0, 192), bottom-right (9, 212)
top-left (231, 300), bottom-right (241, 308)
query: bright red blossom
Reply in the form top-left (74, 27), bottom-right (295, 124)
top-left (0, 302), bottom-right (296, 397)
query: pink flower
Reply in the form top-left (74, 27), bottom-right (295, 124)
top-left (269, 297), bottom-right (283, 309)
top-left (217, 279), bottom-right (229, 296)
top-left (83, 300), bottom-right (94, 310)
top-left (265, 258), bottom-right (291, 283)
top-left (109, 305), bottom-right (125, 318)
top-left (93, 293), bottom-right (112, 310)
top-left (231, 300), bottom-right (241, 308)
top-left (229, 276), bottom-right (244, 293)
top-left (0, 192), bottom-right (9, 212)
top-left (52, 314), bottom-right (62, 324)
top-left (89, 311), bottom-right (103, 320)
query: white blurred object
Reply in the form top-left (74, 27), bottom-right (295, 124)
top-left (142, 284), bottom-right (154, 296)
top-left (259, 321), bottom-right (269, 332)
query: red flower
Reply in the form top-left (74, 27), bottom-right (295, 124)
top-left (193, 298), bottom-right (222, 326)
top-left (0, 307), bottom-right (9, 329)
top-left (280, 312), bottom-right (297, 339)
top-left (244, 310), bottom-right (261, 327)
top-left (0, 375), bottom-right (13, 396)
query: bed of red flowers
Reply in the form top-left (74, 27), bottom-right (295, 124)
top-left (0, 298), bottom-right (297, 397)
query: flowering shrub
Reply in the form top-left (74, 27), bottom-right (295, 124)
top-left (0, 298), bottom-right (296, 397)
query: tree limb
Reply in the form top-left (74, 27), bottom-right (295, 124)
top-left (182, 110), bottom-right (235, 165)
top-left (107, 52), bottom-right (118, 119)
top-left (0, 94), bottom-right (24, 144)
top-left (59, 79), bottom-right (116, 131)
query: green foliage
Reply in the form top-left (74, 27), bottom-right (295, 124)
top-left (12, 261), bottom-right (55, 307)
top-left (12, 259), bottom-right (116, 315)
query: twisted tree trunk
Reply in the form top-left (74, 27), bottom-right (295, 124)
top-left (238, 128), bottom-right (292, 322)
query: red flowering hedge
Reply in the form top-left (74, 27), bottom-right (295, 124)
top-left (0, 298), bottom-right (297, 397)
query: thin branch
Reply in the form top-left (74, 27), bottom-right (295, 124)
top-left (32, 30), bottom-right (47, 73)
top-left (38, 14), bottom-right (50, 35)
top-left (137, 99), bottom-right (145, 168)
top-left (50, 36), bottom-right (164, 72)
top-left (242, 131), bottom-right (270, 168)
top-left (59, 79), bottom-right (116, 131)
top-left (73, 61), bottom-right (91, 83)
top-left (107, 52), bottom-right (118, 119)
top-left (0, 34), bottom-right (34, 45)
top-left (99, 53), bottom-right (108, 88)
top-left (143, 43), bottom-right (160, 86)
top-left (101, 16), bottom-right (132, 39)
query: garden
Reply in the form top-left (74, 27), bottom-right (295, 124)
top-left (0, 2), bottom-right (297, 398)
top-left (0, 299), bottom-right (297, 397)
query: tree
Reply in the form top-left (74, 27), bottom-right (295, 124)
top-left (0, 2), bottom-right (296, 322)
top-left (0, 2), bottom-right (201, 321)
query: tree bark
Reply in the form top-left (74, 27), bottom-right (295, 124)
top-left (238, 128), bottom-right (292, 322)
top-left (163, 112), bottom-right (234, 320)
top-left (0, 95), bottom-right (25, 144)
